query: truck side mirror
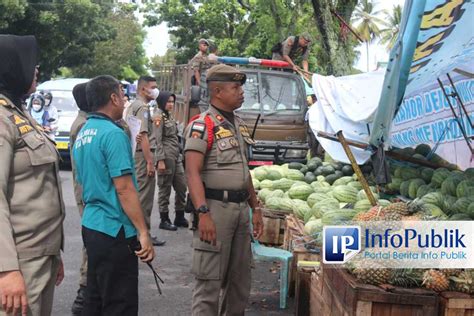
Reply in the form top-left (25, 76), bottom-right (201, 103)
top-left (190, 86), bottom-right (201, 104)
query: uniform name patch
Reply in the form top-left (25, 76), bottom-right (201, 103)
top-left (10, 115), bottom-right (34, 135)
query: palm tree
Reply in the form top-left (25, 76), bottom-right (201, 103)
top-left (352, 0), bottom-right (385, 71)
top-left (380, 5), bottom-right (402, 51)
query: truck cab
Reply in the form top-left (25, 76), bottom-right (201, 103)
top-left (153, 63), bottom-right (310, 164)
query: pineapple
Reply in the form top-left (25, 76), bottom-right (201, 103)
top-left (353, 260), bottom-right (391, 285)
top-left (354, 205), bottom-right (384, 221)
top-left (422, 269), bottom-right (449, 292)
top-left (390, 269), bottom-right (423, 288)
top-left (382, 202), bottom-right (409, 216)
top-left (450, 270), bottom-right (474, 294)
top-left (440, 269), bottom-right (463, 277)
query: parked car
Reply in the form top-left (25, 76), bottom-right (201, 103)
top-left (36, 78), bottom-right (89, 162)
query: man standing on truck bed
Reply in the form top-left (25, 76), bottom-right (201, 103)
top-left (184, 64), bottom-right (264, 315)
top-left (271, 32), bottom-right (312, 72)
top-left (190, 38), bottom-right (211, 86)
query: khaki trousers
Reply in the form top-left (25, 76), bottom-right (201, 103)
top-left (134, 151), bottom-right (156, 230)
top-left (0, 255), bottom-right (60, 316)
top-left (157, 158), bottom-right (187, 214)
top-left (191, 199), bottom-right (252, 316)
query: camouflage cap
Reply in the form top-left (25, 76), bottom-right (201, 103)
top-left (301, 32), bottom-right (312, 42)
top-left (198, 38), bottom-right (209, 45)
top-left (206, 64), bottom-right (246, 85)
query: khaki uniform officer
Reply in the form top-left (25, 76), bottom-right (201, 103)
top-left (190, 39), bottom-right (211, 86)
top-left (0, 35), bottom-right (64, 316)
top-left (127, 76), bottom-right (172, 240)
top-left (153, 91), bottom-right (188, 228)
top-left (184, 64), bottom-right (264, 315)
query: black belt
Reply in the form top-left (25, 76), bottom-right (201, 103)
top-left (205, 188), bottom-right (249, 203)
top-left (136, 148), bottom-right (156, 152)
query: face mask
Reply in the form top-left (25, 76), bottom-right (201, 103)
top-left (32, 103), bottom-right (42, 112)
top-left (149, 88), bottom-right (160, 100)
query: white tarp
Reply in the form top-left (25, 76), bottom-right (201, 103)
top-left (307, 69), bottom-right (385, 164)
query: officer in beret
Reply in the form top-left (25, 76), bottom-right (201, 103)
top-left (184, 64), bottom-right (264, 315)
top-left (271, 32), bottom-right (312, 72)
top-left (190, 39), bottom-right (211, 86)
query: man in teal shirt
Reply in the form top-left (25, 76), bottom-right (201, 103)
top-left (73, 75), bottom-right (154, 315)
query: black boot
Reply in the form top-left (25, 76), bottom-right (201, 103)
top-left (71, 285), bottom-right (86, 315)
top-left (159, 212), bottom-right (177, 231)
top-left (174, 211), bottom-right (189, 228)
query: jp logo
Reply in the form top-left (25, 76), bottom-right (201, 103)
top-left (323, 226), bottom-right (361, 264)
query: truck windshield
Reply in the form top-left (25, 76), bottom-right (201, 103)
top-left (239, 73), bottom-right (304, 114)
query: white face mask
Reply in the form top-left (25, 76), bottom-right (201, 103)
top-left (149, 88), bottom-right (160, 100)
top-left (32, 103), bottom-right (42, 112)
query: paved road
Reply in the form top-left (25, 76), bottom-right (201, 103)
top-left (52, 170), bottom-right (294, 315)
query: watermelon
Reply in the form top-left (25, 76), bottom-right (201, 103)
top-left (252, 179), bottom-right (260, 190)
top-left (416, 184), bottom-right (432, 199)
top-left (287, 169), bottom-right (305, 181)
top-left (342, 165), bottom-right (354, 176)
top-left (400, 167), bottom-right (420, 180)
top-left (424, 203), bottom-right (447, 218)
top-left (278, 198), bottom-right (295, 212)
top-left (332, 185), bottom-right (358, 203)
top-left (421, 192), bottom-right (443, 208)
top-left (260, 179), bottom-right (273, 190)
top-left (452, 198), bottom-right (472, 214)
top-left (292, 199), bottom-right (311, 220)
top-left (378, 199), bottom-right (391, 207)
top-left (420, 168), bottom-right (434, 183)
top-left (257, 188), bottom-right (272, 202)
top-left (307, 193), bottom-right (331, 208)
top-left (400, 180), bottom-right (412, 197)
top-left (465, 203), bottom-right (474, 219)
top-left (267, 189), bottom-right (284, 200)
top-left (267, 170), bottom-right (283, 180)
top-left (456, 179), bottom-right (474, 198)
top-left (307, 159), bottom-right (321, 172)
top-left (412, 153), bottom-right (427, 161)
top-left (333, 176), bottom-right (354, 187)
top-left (254, 167), bottom-right (268, 181)
top-left (288, 184), bottom-right (314, 201)
top-left (325, 174), bottom-right (340, 185)
top-left (322, 209), bottom-right (359, 225)
top-left (402, 147), bottom-right (416, 156)
top-left (272, 178), bottom-right (295, 191)
top-left (316, 175), bottom-right (325, 182)
top-left (386, 177), bottom-right (402, 192)
top-left (465, 168), bottom-right (474, 179)
top-left (442, 195), bottom-right (458, 215)
top-left (431, 168), bottom-right (451, 188)
top-left (394, 166), bottom-right (403, 178)
top-left (313, 187), bottom-right (332, 195)
top-left (357, 190), bottom-right (379, 201)
top-left (415, 144), bottom-right (432, 156)
top-left (311, 181), bottom-right (331, 189)
top-left (354, 199), bottom-right (372, 212)
top-left (300, 166), bottom-right (309, 174)
top-left (330, 161), bottom-right (343, 171)
top-left (312, 198), bottom-right (339, 215)
top-left (321, 165), bottom-right (335, 176)
top-left (304, 172), bottom-right (317, 184)
top-left (449, 213), bottom-right (471, 221)
top-left (441, 176), bottom-right (463, 196)
top-left (408, 179), bottom-right (425, 199)
top-left (304, 219), bottom-right (323, 236)
top-left (265, 197), bottom-right (282, 210)
top-left (288, 162), bottom-right (304, 170)
top-left (348, 181), bottom-right (363, 190)
top-left (314, 166), bottom-right (324, 176)
top-left (291, 181), bottom-right (308, 189)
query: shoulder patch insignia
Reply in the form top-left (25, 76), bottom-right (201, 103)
top-left (214, 126), bottom-right (233, 140)
top-left (190, 121), bottom-right (206, 139)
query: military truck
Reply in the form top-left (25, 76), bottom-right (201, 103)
top-left (152, 60), bottom-right (313, 164)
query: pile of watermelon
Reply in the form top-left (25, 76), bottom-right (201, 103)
top-left (251, 157), bottom-right (391, 239)
top-left (385, 144), bottom-right (474, 220)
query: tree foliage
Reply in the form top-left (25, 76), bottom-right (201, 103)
top-left (380, 5), bottom-right (402, 51)
top-left (146, 0), bottom-right (360, 75)
top-left (0, 0), bottom-right (146, 81)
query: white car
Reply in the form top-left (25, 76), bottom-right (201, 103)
top-left (36, 78), bottom-right (89, 161)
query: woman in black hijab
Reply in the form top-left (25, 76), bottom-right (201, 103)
top-left (153, 91), bottom-right (189, 229)
top-left (0, 35), bottom-right (64, 316)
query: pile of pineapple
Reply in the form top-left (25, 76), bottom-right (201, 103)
top-left (348, 266), bottom-right (474, 294)
top-left (350, 200), bottom-right (473, 294)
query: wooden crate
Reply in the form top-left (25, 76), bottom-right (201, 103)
top-left (257, 208), bottom-right (286, 246)
top-left (310, 264), bottom-right (439, 316)
top-left (283, 214), bottom-right (306, 251)
top-left (295, 262), bottom-right (320, 316)
top-left (439, 291), bottom-right (474, 316)
top-left (289, 247), bottom-right (321, 297)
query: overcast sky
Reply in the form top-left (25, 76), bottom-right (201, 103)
top-left (143, 0), bottom-right (406, 72)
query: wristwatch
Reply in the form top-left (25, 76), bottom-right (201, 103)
top-left (197, 205), bottom-right (210, 214)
